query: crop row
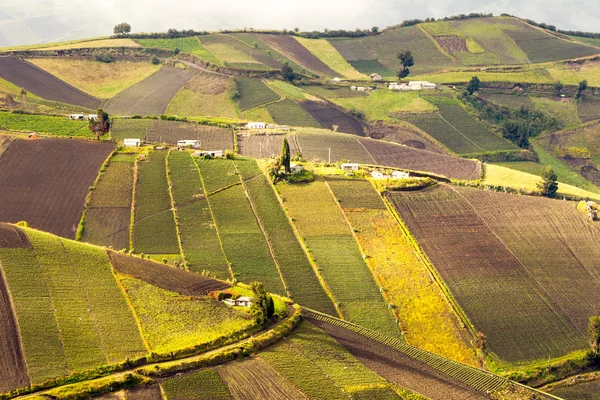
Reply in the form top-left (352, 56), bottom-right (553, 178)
top-left (235, 159), bottom-right (336, 314)
top-left (303, 310), bottom-right (508, 395)
top-left (266, 99), bottom-right (322, 128)
top-left (236, 78), bottom-right (279, 110)
top-left (145, 120), bottom-right (234, 149)
top-left (0, 111), bottom-right (90, 137)
top-left (162, 369), bottom-right (232, 399)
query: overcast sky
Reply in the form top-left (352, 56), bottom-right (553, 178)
top-left (0, 0), bottom-right (599, 46)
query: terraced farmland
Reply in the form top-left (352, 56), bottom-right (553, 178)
top-left (0, 227), bottom-right (146, 388)
top-left (577, 99), bottom-right (600, 123)
top-left (326, 177), bottom-right (479, 366)
top-left (104, 67), bottom-right (196, 116)
top-left (388, 185), bottom-right (590, 362)
top-left (166, 72), bottom-right (238, 119)
top-left (109, 118), bottom-right (153, 143)
top-left (132, 150), bottom-right (180, 254)
top-left (238, 134), bottom-right (299, 159)
top-left (235, 159), bottom-right (335, 314)
top-left (82, 153), bottom-right (136, 250)
top-left (236, 77), bottom-right (279, 110)
top-left (294, 37), bottom-right (366, 79)
top-left (135, 37), bottom-right (220, 64)
top-left (0, 137), bottom-right (114, 238)
top-left (0, 58), bottom-right (101, 109)
top-left (162, 369), bottom-right (233, 399)
top-left (145, 120), bottom-right (234, 149)
top-left (200, 34), bottom-right (281, 69)
top-left (277, 176), bottom-right (399, 335)
top-left (294, 131), bottom-right (373, 163)
top-left (301, 100), bottom-right (364, 135)
top-left (0, 111), bottom-right (90, 136)
top-left (266, 99), bottom-right (322, 128)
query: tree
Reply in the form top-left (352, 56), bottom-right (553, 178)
top-left (501, 120), bottom-right (529, 148)
top-left (281, 137), bottom-right (291, 173)
top-left (249, 282), bottom-right (272, 326)
top-left (466, 76), bottom-right (480, 95)
top-left (88, 109), bottom-right (110, 140)
top-left (151, 55), bottom-right (160, 65)
top-left (576, 79), bottom-right (588, 101)
top-left (537, 166), bottom-right (558, 198)
top-left (553, 81), bottom-right (564, 96)
top-left (589, 316), bottom-right (600, 353)
top-left (371, 26), bottom-right (379, 33)
top-left (396, 50), bottom-right (414, 79)
top-left (113, 23), bottom-right (131, 35)
top-left (281, 62), bottom-right (295, 81)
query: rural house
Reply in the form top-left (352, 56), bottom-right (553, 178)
top-left (68, 114), bottom-right (85, 120)
top-left (392, 170), bottom-right (410, 179)
top-left (87, 114), bottom-right (98, 120)
top-left (409, 81), bottom-right (437, 90)
top-left (341, 163), bottom-right (359, 171)
top-left (223, 296), bottom-right (253, 307)
top-left (370, 73), bottom-right (383, 81)
top-left (290, 163), bottom-right (303, 173)
top-left (247, 122), bottom-right (266, 129)
top-left (123, 138), bottom-right (141, 147)
top-left (199, 150), bottom-right (224, 157)
top-left (371, 171), bottom-right (385, 179)
top-left (177, 140), bottom-right (202, 148)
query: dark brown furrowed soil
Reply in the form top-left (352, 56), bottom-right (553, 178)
top-left (104, 67), bottom-right (197, 116)
top-left (358, 137), bottom-right (481, 180)
top-left (0, 57), bottom-right (101, 109)
top-left (0, 267), bottom-right (30, 393)
top-left (0, 138), bottom-right (115, 239)
top-left (108, 251), bottom-right (229, 296)
top-left (255, 34), bottom-right (339, 77)
top-left (435, 36), bottom-right (469, 53)
top-left (301, 100), bottom-right (365, 136)
top-left (366, 121), bottom-right (447, 154)
top-left (0, 223), bottom-right (30, 248)
top-left (307, 317), bottom-right (487, 400)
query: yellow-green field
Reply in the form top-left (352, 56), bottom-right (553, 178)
top-left (166, 73), bottom-right (239, 118)
top-left (27, 59), bottom-right (161, 98)
top-left (294, 37), bottom-right (367, 80)
top-left (199, 41), bottom-right (260, 64)
top-left (332, 90), bottom-right (437, 121)
top-left (42, 38), bottom-right (142, 50)
top-left (483, 164), bottom-right (600, 200)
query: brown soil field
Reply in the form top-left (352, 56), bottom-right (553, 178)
top-left (0, 138), bottom-right (115, 239)
top-left (0, 263), bottom-right (29, 393)
top-left (82, 208), bottom-right (131, 250)
top-left (0, 58), bottom-right (101, 109)
top-left (0, 223), bottom-right (30, 248)
top-left (108, 251), bottom-right (229, 296)
top-left (146, 120), bottom-right (234, 149)
top-left (254, 34), bottom-right (338, 76)
top-left (0, 134), bottom-right (16, 158)
top-left (436, 36), bottom-right (469, 53)
top-left (103, 67), bottom-right (196, 116)
top-left (358, 138), bottom-right (481, 180)
top-left (238, 134), bottom-right (295, 158)
top-left (388, 185), bottom-right (588, 362)
top-left (301, 100), bottom-right (365, 136)
top-left (217, 357), bottom-right (307, 399)
top-left (366, 121), bottom-right (447, 154)
top-left (307, 316), bottom-right (488, 400)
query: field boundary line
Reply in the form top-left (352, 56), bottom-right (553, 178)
top-left (448, 185), bottom-right (585, 336)
top-left (322, 177), bottom-right (402, 337)
top-left (353, 137), bottom-right (377, 164)
top-left (266, 172), bottom-right (342, 318)
top-left (434, 109), bottom-right (486, 153)
top-left (60, 240), bottom-right (109, 364)
top-left (193, 159), bottom-right (235, 280)
top-left (165, 150), bottom-right (188, 270)
top-left (379, 191), bottom-right (480, 342)
top-left (129, 157), bottom-right (139, 253)
top-left (233, 161), bottom-right (289, 297)
top-left (0, 262), bottom-right (31, 388)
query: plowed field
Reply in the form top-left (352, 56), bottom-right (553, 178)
top-left (0, 58), bottom-right (101, 109)
top-left (108, 251), bottom-right (229, 296)
top-left (301, 100), bottom-right (364, 136)
top-left (104, 67), bottom-right (196, 116)
top-left (145, 120), bottom-right (233, 149)
top-left (0, 138), bottom-right (114, 238)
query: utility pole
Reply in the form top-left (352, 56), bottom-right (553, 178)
top-left (328, 147), bottom-right (331, 163)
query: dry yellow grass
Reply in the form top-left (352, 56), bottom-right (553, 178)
top-left (27, 59), bottom-right (161, 98)
top-left (344, 205), bottom-right (480, 366)
top-left (42, 38), bottom-right (141, 50)
top-left (166, 73), bottom-right (238, 118)
top-left (200, 42), bottom-right (260, 64)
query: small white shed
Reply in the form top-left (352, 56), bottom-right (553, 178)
top-left (177, 140), bottom-right (202, 148)
top-left (370, 171), bottom-right (385, 179)
top-left (247, 122), bottom-right (266, 129)
top-left (392, 170), bottom-right (410, 179)
top-left (290, 163), bottom-right (303, 173)
top-left (87, 114), bottom-right (98, 120)
top-left (69, 114), bottom-right (85, 120)
top-left (124, 138), bottom-right (141, 147)
top-left (223, 296), bottom-right (253, 307)
top-left (201, 150), bottom-right (224, 157)
top-left (341, 163), bottom-right (359, 171)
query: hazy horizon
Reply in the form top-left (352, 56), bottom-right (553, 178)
top-left (0, 0), bottom-right (598, 47)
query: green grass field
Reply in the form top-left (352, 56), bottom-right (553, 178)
top-left (166, 73), bottom-right (238, 119)
top-left (118, 275), bottom-right (254, 354)
top-left (110, 119), bottom-right (153, 143)
top-left (267, 80), bottom-right (307, 100)
top-left (162, 369), bottom-right (232, 399)
top-left (301, 84), bottom-right (369, 99)
top-left (0, 112), bottom-right (90, 137)
top-left (168, 152), bottom-right (230, 279)
top-left (277, 177), bottom-right (399, 336)
top-left (133, 150), bottom-right (180, 254)
top-left (135, 37), bottom-right (221, 65)
top-left (294, 37), bottom-right (367, 79)
top-left (236, 78), bottom-right (280, 111)
top-left (266, 99), bottom-right (322, 128)
top-left (235, 159), bottom-right (336, 314)
top-left (348, 60), bottom-right (396, 77)
top-left (333, 90), bottom-right (436, 122)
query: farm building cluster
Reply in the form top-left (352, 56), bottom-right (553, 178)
top-left (68, 113), bottom-right (98, 120)
top-left (245, 122), bottom-right (290, 131)
top-left (371, 170), bottom-right (410, 179)
top-left (389, 81), bottom-right (437, 91)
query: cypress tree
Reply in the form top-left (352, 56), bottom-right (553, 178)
top-left (281, 137), bottom-right (291, 173)
top-left (537, 166), bottom-right (558, 198)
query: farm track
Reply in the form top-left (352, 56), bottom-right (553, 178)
top-left (0, 260), bottom-right (29, 393)
top-left (304, 310), bottom-right (501, 400)
top-left (0, 138), bottom-right (115, 239)
top-left (108, 251), bottom-right (229, 296)
top-left (0, 58), bottom-right (101, 109)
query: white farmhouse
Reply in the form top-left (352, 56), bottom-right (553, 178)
top-left (68, 114), bottom-right (85, 120)
top-left (341, 163), bottom-right (359, 171)
top-left (177, 140), bottom-right (202, 148)
top-left (370, 73), bottom-right (383, 81)
top-left (408, 81), bottom-right (437, 90)
top-left (123, 138), bottom-right (141, 147)
top-left (223, 296), bottom-right (253, 307)
top-left (87, 114), bottom-right (98, 120)
top-left (247, 122), bottom-right (266, 129)
top-left (370, 171), bottom-right (385, 179)
top-left (201, 150), bottom-right (224, 157)
top-left (290, 163), bottom-right (303, 173)
top-left (392, 170), bottom-right (410, 179)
